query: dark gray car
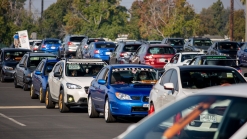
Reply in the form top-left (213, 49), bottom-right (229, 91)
top-left (184, 37), bottom-right (213, 54)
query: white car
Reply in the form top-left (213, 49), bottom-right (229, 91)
top-left (45, 58), bottom-right (107, 112)
top-left (115, 84), bottom-right (247, 139)
top-left (164, 51), bottom-right (204, 70)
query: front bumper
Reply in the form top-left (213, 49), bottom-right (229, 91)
top-left (64, 88), bottom-right (88, 106)
top-left (2, 70), bottom-right (15, 79)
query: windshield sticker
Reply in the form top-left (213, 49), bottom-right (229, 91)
top-left (226, 73), bottom-right (233, 78)
top-left (206, 56), bottom-right (227, 59)
top-left (67, 62), bottom-right (105, 65)
top-left (68, 64), bottom-right (80, 70)
top-left (113, 68), bottom-right (154, 72)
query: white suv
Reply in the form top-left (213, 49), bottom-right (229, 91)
top-left (45, 58), bottom-right (107, 112)
top-left (164, 51), bottom-right (204, 70)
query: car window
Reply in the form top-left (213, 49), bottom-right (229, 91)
top-left (160, 69), bottom-right (173, 86)
top-left (180, 69), bottom-right (246, 89)
top-left (123, 95), bottom-right (247, 139)
top-left (137, 46), bottom-right (144, 55)
top-left (122, 45), bottom-right (141, 52)
top-left (19, 55), bottom-right (27, 64)
top-left (218, 42), bottom-right (239, 50)
top-left (193, 39), bottom-right (212, 46)
top-left (36, 61), bottom-right (44, 71)
top-left (241, 44), bottom-right (245, 50)
top-left (181, 54), bottom-right (202, 62)
top-left (95, 43), bottom-right (115, 48)
top-left (4, 51), bottom-right (27, 62)
top-left (44, 40), bottom-right (59, 44)
top-left (147, 47), bottom-right (175, 54)
top-left (169, 70), bottom-right (178, 91)
top-left (29, 56), bottom-right (56, 68)
top-left (54, 64), bottom-right (61, 73)
top-left (169, 39), bottom-right (184, 46)
top-left (189, 58), bottom-right (196, 65)
top-left (69, 37), bottom-right (85, 42)
top-left (96, 68), bottom-right (107, 80)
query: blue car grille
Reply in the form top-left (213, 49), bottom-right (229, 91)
top-left (142, 96), bottom-right (149, 102)
top-left (131, 96), bottom-right (141, 100)
top-left (131, 107), bottom-right (148, 112)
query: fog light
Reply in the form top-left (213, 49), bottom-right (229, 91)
top-left (67, 95), bottom-right (74, 102)
top-left (190, 121), bottom-right (195, 126)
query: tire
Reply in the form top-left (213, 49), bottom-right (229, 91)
top-left (39, 87), bottom-right (45, 103)
top-left (58, 50), bottom-right (61, 58)
top-left (0, 70), bottom-right (5, 82)
top-left (104, 98), bottom-right (116, 123)
top-left (23, 83), bottom-right (29, 91)
top-left (45, 87), bottom-right (55, 109)
top-left (14, 76), bottom-right (19, 88)
top-left (88, 95), bottom-right (99, 118)
top-left (30, 84), bottom-right (38, 99)
top-left (58, 90), bottom-right (70, 113)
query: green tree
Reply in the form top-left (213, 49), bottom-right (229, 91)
top-left (127, 1), bottom-right (141, 40)
top-left (211, 0), bottom-right (225, 36)
top-left (233, 10), bottom-right (245, 41)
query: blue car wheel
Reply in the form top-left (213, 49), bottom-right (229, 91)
top-left (104, 98), bottom-right (116, 123)
top-left (88, 95), bottom-right (99, 118)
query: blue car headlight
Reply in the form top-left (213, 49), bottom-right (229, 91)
top-left (66, 83), bottom-right (82, 89)
top-left (4, 66), bottom-right (13, 70)
top-left (115, 92), bottom-right (132, 100)
top-left (219, 53), bottom-right (229, 56)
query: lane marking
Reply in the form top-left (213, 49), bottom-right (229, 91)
top-left (0, 113), bottom-right (26, 126)
top-left (0, 106), bottom-right (46, 109)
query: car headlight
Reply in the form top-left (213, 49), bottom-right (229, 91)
top-left (66, 83), bottom-right (82, 89)
top-left (4, 66), bottom-right (13, 70)
top-left (115, 92), bottom-right (132, 100)
top-left (219, 53), bottom-right (229, 56)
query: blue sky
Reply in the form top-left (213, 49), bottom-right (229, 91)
top-left (26, 0), bottom-right (245, 15)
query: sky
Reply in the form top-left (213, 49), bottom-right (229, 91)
top-left (25, 0), bottom-right (245, 16)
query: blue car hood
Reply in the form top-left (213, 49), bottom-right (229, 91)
top-left (110, 84), bottom-right (153, 96)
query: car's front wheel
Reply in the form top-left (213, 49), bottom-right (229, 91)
top-left (88, 95), bottom-right (99, 118)
top-left (45, 87), bottom-right (55, 109)
top-left (58, 90), bottom-right (70, 113)
top-left (30, 84), bottom-right (38, 99)
top-left (104, 98), bottom-right (116, 123)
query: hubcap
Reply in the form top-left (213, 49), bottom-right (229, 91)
top-left (59, 94), bottom-right (63, 110)
top-left (88, 97), bottom-right (92, 116)
top-left (104, 100), bottom-right (109, 120)
top-left (45, 90), bottom-right (49, 105)
top-left (39, 88), bottom-right (42, 101)
top-left (30, 85), bottom-right (33, 96)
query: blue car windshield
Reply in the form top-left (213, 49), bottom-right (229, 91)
top-left (111, 68), bottom-right (157, 84)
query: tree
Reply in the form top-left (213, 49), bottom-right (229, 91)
top-left (232, 9), bottom-right (245, 41)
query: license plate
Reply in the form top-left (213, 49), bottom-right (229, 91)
top-left (105, 52), bottom-right (111, 55)
top-left (159, 58), bottom-right (166, 62)
top-left (51, 46), bottom-right (56, 49)
top-left (200, 114), bottom-right (217, 123)
top-left (143, 104), bottom-right (149, 108)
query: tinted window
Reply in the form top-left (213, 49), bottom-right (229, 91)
top-left (69, 37), bottom-right (85, 42)
top-left (122, 45), bottom-right (141, 52)
top-left (218, 42), bottom-right (239, 50)
top-left (87, 39), bottom-right (105, 45)
top-left (169, 39), bottom-right (184, 46)
top-left (147, 47), bottom-right (175, 54)
top-left (160, 70), bottom-right (173, 85)
top-left (180, 69), bottom-right (246, 89)
top-left (44, 40), bottom-right (59, 44)
top-left (29, 56), bottom-right (57, 68)
top-left (95, 43), bottom-right (116, 48)
top-left (149, 41), bottom-right (161, 44)
top-left (4, 51), bottom-right (29, 62)
top-left (181, 54), bottom-right (203, 62)
top-left (193, 39), bottom-right (212, 46)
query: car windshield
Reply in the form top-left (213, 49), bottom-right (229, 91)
top-left (87, 39), bottom-right (105, 45)
top-left (218, 42), bottom-right (239, 50)
top-left (181, 54), bottom-right (203, 62)
top-left (65, 63), bottom-right (106, 77)
top-left (122, 45), bottom-right (141, 52)
top-left (203, 59), bottom-right (237, 66)
top-left (4, 51), bottom-right (28, 62)
top-left (29, 56), bottom-right (57, 68)
top-left (95, 43), bottom-right (116, 48)
top-left (169, 39), bottom-right (184, 46)
top-left (180, 69), bottom-right (246, 89)
top-left (110, 68), bottom-right (157, 84)
top-left (123, 95), bottom-right (247, 139)
top-left (70, 37), bottom-right (85, 42)
top-left (193, 39), bottom-right (212, 46)
top-left (147, 47), bottom-right (175, 54)
top-left (45, 40), bottom-right (60, 44)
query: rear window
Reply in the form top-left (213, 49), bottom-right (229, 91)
top-left (147, 47), bottom-right (175, 54)
top-left (29, 56), bottom-right (57, 67)
top-left (87, 39), bottom-right (105, 44)
top-left (122, 45), bottom-right (141, 52)
top-left (4, 51), bottom-right (29, 62)
top-left (193, 39), bottom-right (212, 46)
top-left (95, 43), bottom-right (116, 48)
top-left (218, 42), bottom-right (239, 50)
top-left (70, 37), bottom-right (85, 42)
top-left (169, 39), bottom-right (184, 46)
top-left (44, 40), bottom-right (60, 44)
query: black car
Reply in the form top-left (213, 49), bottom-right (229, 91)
top-left (207, 41), bottom-right (240, 59)
top-left (14, 52), bottom-right (57, 91)
top-left (161, 37), bottom-right (185, 52)
top-left (184, 37), bottom-right (212, 54)
top-left (0, 48), bottom-right (31, 82)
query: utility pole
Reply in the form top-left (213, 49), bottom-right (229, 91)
top-left (230, 0), bottom-right (234, 41)
top-left (41, 0), bottom-right (44, 19)
top-left (29, 0), bottom-right (32, 14)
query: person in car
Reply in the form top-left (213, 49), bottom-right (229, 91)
top-left (137, 71), bottom-right (149, 81)
top-left (71, 70), bottom-right (77, 76)
top-left (92, 67), bottom-right (101, 75)
top-left (111, 72), bottom-right (125, 84)
top-left (5, 53), bottom-right (12, 61)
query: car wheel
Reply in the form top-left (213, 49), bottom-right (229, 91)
top-left (14, 76), bottom-right (19, 88)
top-left (0, 70), bottom-right (5, 82)
top-left (23, 83), bottom-right (29, 91)
top-left (30, 84), bottom-right (38, 99)
top-left (58, 50), bottom-right (61, 58)
top-left (88, 95), bottom-right (99, 118)
top-left (58, 90), bottom-right (70, 113)
top-left (39, 87), bottom-right (45, 103)
top-left (45, 87), bottom-right (55, 109)
top-left (104, 98), bottom-right (116, 123)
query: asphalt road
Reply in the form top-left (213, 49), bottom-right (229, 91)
top-left (0, 81), bottom-right (138, 139)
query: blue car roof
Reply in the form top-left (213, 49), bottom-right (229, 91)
top-left (93, 41), bottom-right (115, 44)
top-left (41, 58), bottom-right (60, 63)
top-left (107, 64), bottom-right (154, 69)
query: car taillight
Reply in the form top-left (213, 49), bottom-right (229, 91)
top-left (42, 45), bottom-right (46, 48)
top-left (148, 104), bottom-right (155, 115)
top-left (120, 53), bottom-right (126, 57)
top-left (173, 113), bottom-right (182, 135)
top-left (144, 55), bottom-right (153, 60)
top-left (94, 50), bottom-right (99, 54)
top-left (68, 42), bottom-right (73, 46)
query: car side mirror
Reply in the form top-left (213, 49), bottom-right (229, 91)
top-left (35, 71), bottom-right (41, 75)
top-left (98, 79), bottom-right (106, 85)
top-left (54, 72), bottom-right (61, 77)
top-left (19, 63), bottom-right (24, 67)
top-left (164, 83), bottom-right (174, 90)
top-left (244, 73), bottom-right (247, 77)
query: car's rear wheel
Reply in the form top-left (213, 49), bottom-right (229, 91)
top-left (0, 70), bottom-right (5, 82)
top-left (104, 98), bottom-right (116, 123)
top-left (14, 76), bottom-right (19, 88)
top-left (58, 90), bottom-right (70, 113)
top-left (88, 95), bottom-right (99, 118)
top-left (39, 87), bottom-right (45, 103)
top-left (30, 84), bottom-right (38, 99)
top-left (45, 87), bottom-right (55, 109)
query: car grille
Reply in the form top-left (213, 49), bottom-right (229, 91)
top-left (84, 86), bottom-right (89, 94)
top-left (131, 107), bottom-right (148, 112)
top-left (142, 96), bottom-right (149, 102)
top-left (131, 96), bottom-right (141, 100)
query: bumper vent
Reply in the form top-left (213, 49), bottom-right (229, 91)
top-left (142, 96), bottom-right (149, 102)
top-left (84, 86), bottom-right (89, 94)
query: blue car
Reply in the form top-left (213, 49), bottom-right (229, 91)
top-left (237, 42), bottom-right (247, 66)
top-left (38, 38), bottom-right (61, 56)
top-left (87, 41), bottom-right (116, 62)
top-left (88, 64), bottom-right (158, 123)
top-left (30, 58), bottom-right (60, 102)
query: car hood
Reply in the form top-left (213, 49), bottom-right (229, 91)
top-left (111, 84), bottom-right (153, 96)
top-left (66, 77), bottom-right (94, 87)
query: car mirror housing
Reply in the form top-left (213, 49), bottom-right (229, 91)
top-left (98, 79), bottom-right (106, 85)
top-left (35, 71), bottom-right (41, 75)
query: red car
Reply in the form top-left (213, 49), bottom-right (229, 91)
top-left (129, 44), bottom-right (175, 69)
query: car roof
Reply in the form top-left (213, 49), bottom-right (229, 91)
top-left (149, 44), bottom-right (172, 47)
top-left (178, 65), bottom-right (236, 70)
top-left (93, 41), bottom-right (115, 44)
top-left (26, 52), bottom-right (57, 56)
top-left (1, 48), bottom-right (32, 51)
top-left (166, 38), bottom-right (184, 40)
top-left (195, 55), bottom-right (232, 58)
top-left (120, 41), bottom-right (142, 45)
top-left (191, 83), bottom-right (247, 98)
top-left (108, 64), bottom-right (154, 69)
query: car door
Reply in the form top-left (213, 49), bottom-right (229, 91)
top-left (49, 63), bottom-right (61, 99)
top-left (33, 61), bottom-right (44, 91)
top-left (98, 68), bottom-right (109, 109)
top-left (53, 63), bottom-right (64, 99)
top-left (109, 45), bottom-right (119, 64)
top-left (163, 70), bottom-right (178, 106)
top-left (91, 68), bottom-right (107, 109)
top-left (19, 56), bottom-right (28, 85)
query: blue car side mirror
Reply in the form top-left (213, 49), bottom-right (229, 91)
top-left (98, 79), bottom-right (106, 85)
top-left (35, 71), bottom-right (41, 75)
top-left (93, 76), bottom-right (96, 78)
